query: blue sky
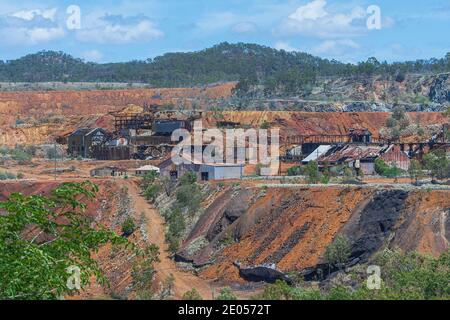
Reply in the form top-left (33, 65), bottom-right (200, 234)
top-left (0, 0), bottom-right (449, 63)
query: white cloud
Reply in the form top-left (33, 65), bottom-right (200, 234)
top-left (288, 0), bottom-right (328, 22)
top-left (11, 8), bottom-right (58, 22)
top-left (0, 7), bottom-right (63, 46)
top-left (76, 16), bottom-right (163, 44)
top-left (82, 50), bottom-right (103, 62)
top-left (0, 26), bottom-right (65, 45)
top-left (277, 0), bottom-right (367, 38)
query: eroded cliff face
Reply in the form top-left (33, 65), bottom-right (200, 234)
top-left (173, 185), bottom-right (450, 284)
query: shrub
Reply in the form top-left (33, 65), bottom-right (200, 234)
top-left (131, 244), bottom-right (160, 300)
top-left (166, 208), bottom-right (186, 252)
top-left (287, 166), bottom-right (303, 176)
top-left (255, 250), bottom-right (450, 300)
top-left (408, 160), bottom-right (423, 183)
top-left (260, 121), bottom-right (270, 129)
top-left (0, 171), bottom-right (16, 180)
top-left (145, 184), bottom-right (161, 202)
top-left (180, 172), bottom-right (197, 186)
top-left (10, 149), bottom-right (31, 164)
top-left (215, 288), bottom-right (237, 300)
top-left (183, 289), bottom-right (203, 300)
top-left (423, 150), bottom-right (450, 179)
top-left (176, 184), bottom-right (202, 213)
top-left (121, 217), bottom-right (137, 237)
top-left (375, 159), bottom-right (403, 178)
top-left (324, 235), bottom-right (351, 269)
top-left (141, 171), bottom-right (158, 190)
top-left (305, 161), bottom-right (319, 184)
top-left (320, 174), bottom-right (330, 184)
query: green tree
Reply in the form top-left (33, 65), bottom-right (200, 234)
top-left (166, 208), bottom-right (186, 252)
top-left (423, 150), bottom-right (450, 180)
top-left (145, 183), bottom-right (162, 202)
top-left (324, 235), bottom-right (351, 270)
top-left (0, 181), bottom-right (126, 300)
top-left (305, 161), bottom-right (319, 184)
top-left (141, 171), bottom-right (158, 190)
top-left (408, 159), bottom-right (423, 183)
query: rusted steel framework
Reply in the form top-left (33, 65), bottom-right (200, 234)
top-left (113, 113), bottom-right (155, 132)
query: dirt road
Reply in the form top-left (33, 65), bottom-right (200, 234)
top-left (126, 181), bottom-right (217, 299)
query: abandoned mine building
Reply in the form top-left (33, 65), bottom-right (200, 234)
top-left (90, 166), bottom-right (128, 177)
top-left (159, 155), bottom-right (244, 181)
top-left (134, 165), bottom-right (161, 176)
top-left (68, 128), bottom-right (108, 158)
top-left (303, 144), bottom-right (410, 175)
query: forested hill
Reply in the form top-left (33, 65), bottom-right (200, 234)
top-left (1, 42), bottom-right (449, 92)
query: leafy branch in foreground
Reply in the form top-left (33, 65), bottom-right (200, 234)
top-left (0, 181), bottom-right (129, 300)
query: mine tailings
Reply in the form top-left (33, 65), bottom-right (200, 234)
top-left (173, 185), bottom-right (450, 284)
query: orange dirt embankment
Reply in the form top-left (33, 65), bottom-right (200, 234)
top-left (0, 83), bottom-right (236, 126)
top-left (196, 186), bottom-right (450, 283)
top-left (200, 187), bottom-right (373, 282)
top-left (204, 111), bottom-right (448, 139)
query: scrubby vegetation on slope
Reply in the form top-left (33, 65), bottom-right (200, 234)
top-left (256, 249), bottom-right (450, 300)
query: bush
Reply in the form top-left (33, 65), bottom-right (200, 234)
top-left (374, 159), bottom-right (403, 178)
top-left (260, 121), bottom-right (270, 129)
top-left (305, 161), bottom-right (319, 184)
top-left (121, 217), bottom-right (137, 237)
top-left (145, 184), bottom-right (161, 202)
top-left (215, 288), bottom-right (237, 300)
top-left (408, 160), bottom-right (423, 183)
top-left (10, 149), bottom-right (31, 164)
top-left (183, 288), bottom-right (203, 300)
top-left (324, 235), bottom-right (351, 269)
top-left (287, 166), bottom-right (303, 176)
top-left (320, 174), bottom-right (330, 184)
top-left (141, 171), bottom-right (158, 190)
top-left (166, 208), bottom-right (186, 252)
top-left (176, 184), bottom-right (202, 213)
top-left (423, 150), bottom-right (450, 179)
top-left (256, 249), bottom-right (450, 300)
top-left (0, 172), bottom-right (16, 180)
top-left (180, 172), bottom-right (197, 185)
top-left (131, 244), bottom-right (160, 300)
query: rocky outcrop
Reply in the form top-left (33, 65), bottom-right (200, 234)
top-left (429, 74), bottom-right (450, 104)
top-left (234, 262), bottom-right (293, 285)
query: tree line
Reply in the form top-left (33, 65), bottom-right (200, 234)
top-left (1, 43), bottom-right (449, 94)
